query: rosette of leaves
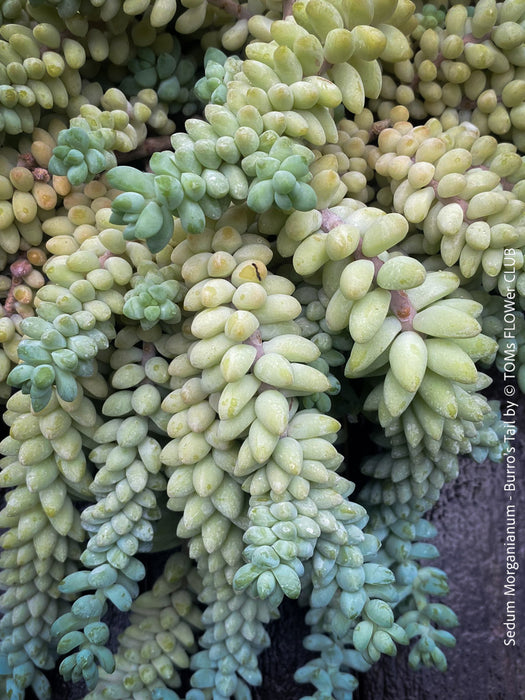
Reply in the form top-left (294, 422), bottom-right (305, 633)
top-left (48, 126), bottom-right (117, 187)
top-left (119, 43), bottom-right (200, 117)
top-left (107, 131), bottom-right (318, 247)
top-left (245, 140), bottom-right (318, 214)
top-left (106, 166), bottom-right (177, 253)
top-left (123, 269), bottom-right (183, 330)
top-left (194, 47), bottom-right (242, 106)
top-left (108, 133), bottom-right (238, 242)
top-left (412, 2), bottom-right (447, 36)
top-left (378, 0), bottom-right (525, 139)
top-left (6, 314), bottom-right (108, 412)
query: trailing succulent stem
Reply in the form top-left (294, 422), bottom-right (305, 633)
top-left (0, 0), bottom-right (524, 698)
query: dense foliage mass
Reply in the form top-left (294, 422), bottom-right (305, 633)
top-left (0, 0), bottom-right (522, 698)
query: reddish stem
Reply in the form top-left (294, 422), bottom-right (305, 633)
top-left (17, 152), bottom-right (38, 170)
top-left (5, 259), bottom-right (33, 316)
top-left (283, 0), bottom-right (295, 18)
top-left (321, 209), bottom-right (345, 233)
top-left (244, 329), bottom-right (288, 397)
top-left (462, 32), bottom-right (491, 45)
top-left (245, 329), bottom-right (265, 362)
top-left (354, 241), bottom-right (384, 276)
top-left (99, 251), bottom-right (114, 266)
top-left (16, 155), bottom-right (51, 181)
top-left (389, 290), bottom-right (418, 331)
top-left (320, 208), bottom-right (419, 330)
top-left (4, 289), bottom-right (16, 316)
top-left (429, 178), bottom-right (474, 224)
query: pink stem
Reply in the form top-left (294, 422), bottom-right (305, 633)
top-left (283, 0), bottom-right (295, 18)
top-left (17, 153), bottom-right (37, 169)
top-left (16, 155), bottom-right (50, 181)
top-left (320, 209), bottom-right (419, 330)
top-left (245, 330), bottom-right (265, 362)
top-left (321, 208), bottom-right (345, 233)
top-left (429, 178), bottom-right (474, 224)
top-left (5, 259), bottom-right (33, 316)
top-left (389, 290), bottom-right (418, 331)
top-left (354, 239), bottom-right (384, 276)
top-left (462, 32), bottom-right (491, 45)
top-left (99, 251), bottom-right (114, 266)
top-left (10, 259), bottom-right (33, 279)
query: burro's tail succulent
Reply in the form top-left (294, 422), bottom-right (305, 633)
top-left (0, 0), bottom-right (523, 698)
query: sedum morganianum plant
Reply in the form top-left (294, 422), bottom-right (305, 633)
top-left (0, 0), bottom-right (522, 698)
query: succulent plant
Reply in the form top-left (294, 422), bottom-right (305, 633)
top-left (0, 0), bottom-right (523, 698)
